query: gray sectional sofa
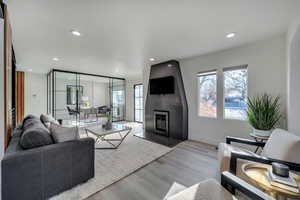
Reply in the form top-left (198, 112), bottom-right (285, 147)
top-left (2, 115), bottom-right (95, 200)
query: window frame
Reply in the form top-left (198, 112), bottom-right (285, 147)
top-left (197, 70), bottom-right (218, 119)
top-left (134, 84), bottom-right (144, 123)
top-left (223, 65), bottom-right (248, 121)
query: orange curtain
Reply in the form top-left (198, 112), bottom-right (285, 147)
top-left (16, 71), bottom-right (25, 124)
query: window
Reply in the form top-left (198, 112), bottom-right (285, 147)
top-left (223, 66), bottom-right (248, 120)
top-left (134, 84), bottom-right (144, 122)
top-left (197, 71), bottom-right (217, 118)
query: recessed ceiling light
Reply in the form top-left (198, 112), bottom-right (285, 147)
top-left (149, 58), bottom-right (155, 62)
top-left (52, 57), bottom-right (59, 61)
top-left (167, 64), bottom-right (173, 67)
top-left (226, 32), bottom-right (236, 38)
top-left (27, 69), bottom-right (33, 72)
top-left (71, 30), bottom-right (81, 36)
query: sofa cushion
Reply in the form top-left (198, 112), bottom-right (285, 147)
top-left (6, 137), bottom-right (23, 154)
top-left (20, 116), bottom-right (53, 149)
top-left (261, 129), bottom-right (300, 164)
top-left (22, 115), bottom-right (41, 129)
top-left (165, 179), bottom-right (234, 200)
top-left (50, 123), bottom-right (79, 143)
top-left (40, 114), bottom-right (59, 129)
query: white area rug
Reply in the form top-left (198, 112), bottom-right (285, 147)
top-left (51, 123), bottom-right (173, 200)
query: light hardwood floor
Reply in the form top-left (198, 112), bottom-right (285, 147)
top-left (86, 141), bottom-right (218, 200)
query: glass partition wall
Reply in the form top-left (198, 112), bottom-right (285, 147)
top-left (47, 69), bottom-right (126, 127)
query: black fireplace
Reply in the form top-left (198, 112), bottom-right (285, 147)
top-left (139, 60), bottom-right (188, 147)
top-left (154, 110), bottom-right (169, 136)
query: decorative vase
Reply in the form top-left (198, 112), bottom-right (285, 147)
top-left (104, 120), bottom-right (112, 130)
top-left (253, 128), bottom-right (272, 137)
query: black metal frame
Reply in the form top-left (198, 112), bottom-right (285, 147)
top-left (227, 136), bottom-right (300, 175)
top-left (133, 83), bottom-right (143, 123)
top-left (51, 69), bottom-right (125, 80)
top-left (221, 171), bottom-right (275, 200)
top-left (11, 47), bottom-right (16, 127)
top-left (47, 69), bottom-right (126, 122)
top-left (226, 136), bottom-right (266, 147)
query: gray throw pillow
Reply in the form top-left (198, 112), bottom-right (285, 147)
top-left (20, 121), bottom-right (53, 149)
top-left (22, 115), bottom-right (40, 129)
top-left (40, 114), bottom-right (59, 129)
top-left (50, 123), bottom-right (79, 143)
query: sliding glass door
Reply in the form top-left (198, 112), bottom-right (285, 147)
top-left (134, 84), bottom-right (143, 123)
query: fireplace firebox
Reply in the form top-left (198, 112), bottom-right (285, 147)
top-left (154, 110), bottom-right (169, 137)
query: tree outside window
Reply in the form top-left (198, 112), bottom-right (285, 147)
top-left (224, 66), bottom-right (248, 120)
top-left (198, 71), bottom-right (217, 118)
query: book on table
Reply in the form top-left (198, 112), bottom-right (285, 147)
top-left (267, 168), bottom-right (299, 193)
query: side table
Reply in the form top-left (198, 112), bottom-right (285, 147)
top-left (242, 163), bottom-right (300, 200)
top-left (250, 132), bottom-right (270, 153)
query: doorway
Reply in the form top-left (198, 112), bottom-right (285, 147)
top-left (134, 84), bottom-right (143, 123)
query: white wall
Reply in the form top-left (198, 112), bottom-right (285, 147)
top-left (24, 72), bottom-right (47, 117)
top-left (74, 80), bottom-right (109, 108)
top-left (93, 82), bottom-right (110, 107)
top-left (287, 23), bottom-right (300, 135)
top-left (126, 79), bottom-right (142, 121)
top-left (143, 35), bottom-right (287, 145)
top-left (181, 35), bottom-right (287, 145)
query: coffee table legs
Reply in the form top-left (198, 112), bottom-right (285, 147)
top-left (86, 128), bottom-right (131, 149)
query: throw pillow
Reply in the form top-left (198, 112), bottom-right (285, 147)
top-left (50, 123), bottom-right (79, 143)
top-left (40, 114), bottom-right (59, 129)
top-left (22, 115), bottom-right (40, 129)
top-left (20, 120), bottom-right (54, 149)
top-left (12, 123), bottom-right (23, 138)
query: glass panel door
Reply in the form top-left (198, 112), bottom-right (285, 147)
top-left (54, 71), bottom-right (80, 126)
top-left (78, 75), bottom-right (111, 124)
top-left (134, 84), bottom-right (143, 123)
top-left (111, 79), bottom-right (125, 121)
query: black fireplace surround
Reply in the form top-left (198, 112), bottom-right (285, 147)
top-left (145, 60), bottom-right (188, 141)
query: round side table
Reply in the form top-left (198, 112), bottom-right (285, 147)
top-left (250, 132), bottom-right (270, 153)
top-left (242, 163), bottom-right (300, 200)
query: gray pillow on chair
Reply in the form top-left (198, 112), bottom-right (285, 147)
top-left (50, 123), bottom-right (79, 143)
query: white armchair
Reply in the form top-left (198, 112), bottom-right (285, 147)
top-left (218, 129), bottom-right (300, 178)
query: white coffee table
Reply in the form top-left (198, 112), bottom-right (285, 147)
top-left (85, 124), bottom-right (132, 149)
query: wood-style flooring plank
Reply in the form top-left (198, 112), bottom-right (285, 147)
top-left (86, 141), bottom-right (218, 200)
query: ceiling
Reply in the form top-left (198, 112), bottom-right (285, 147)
top-left (5, 0), bottom-right (300, 79)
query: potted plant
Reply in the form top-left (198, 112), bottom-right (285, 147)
top-left (247, 93), bottom-right (282, 137)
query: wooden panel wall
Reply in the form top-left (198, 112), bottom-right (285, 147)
top-left (3, 3), bottom-right (13, 148)
top-left (16, 71), bottom-right (24, 124)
